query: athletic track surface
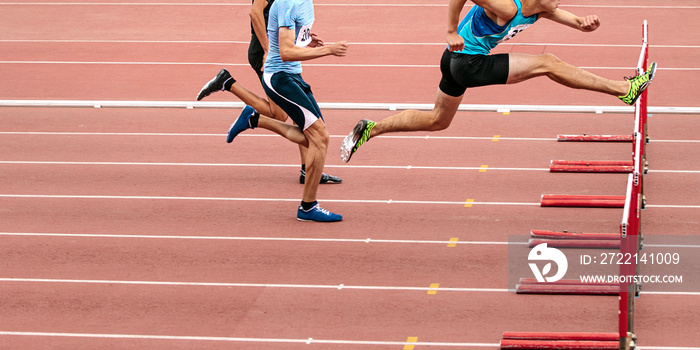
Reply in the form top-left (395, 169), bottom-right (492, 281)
top-left (1, 1), bottom-right (699, 349)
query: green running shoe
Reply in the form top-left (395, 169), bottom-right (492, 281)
top-left (340, 119), bottom-right (376, 163)
top-left (619, 62), bottom-right (657, 105)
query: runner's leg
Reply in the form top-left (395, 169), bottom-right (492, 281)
top-left (370, 90), bottom-right (463, 137)
top-left (507, 53), bottom-right (628, 96)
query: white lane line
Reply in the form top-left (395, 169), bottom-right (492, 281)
top-left (6, 61), bottom-right (688, 71)
top-left (3, 131), bottom-right (699, 144)
top-left (0, 194), bottom-right (697, 208)
top-left (1, 40), bottom-right (698, 49)
top-left (4, 99), bottom-right (699, 114)
top-left (0, 277), bottom-right (509, 293)
top-left (1, 2), bottom-right (699, 9)
top-left (0, 330), bottom-right (696, 349)
top-left (3, 233), bottom-right (699, 249)
top-left (2, 161), bottom-right (699, 174)
top-left (0, 231), bottom-right (516, 246)
top-left (0, 331), bottom-right (501, 348)
top-left (0, 194), bottom-right (542, 206)
top-left (0, 160), bottom-right (551, 172)
top-left (1, 278), bottom-right (698, 296)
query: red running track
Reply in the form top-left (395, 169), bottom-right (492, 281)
top-left (1, 1), bottom-right (699, 349)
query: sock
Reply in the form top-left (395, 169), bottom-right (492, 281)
top-left (249, 112), bottom-right (260, 128)
top-left (301, 164), bottom-right (306, 172)
top-left (223, 77), bottom-right (236, 91)
top-left (301, 201), bottom-right (317, 211)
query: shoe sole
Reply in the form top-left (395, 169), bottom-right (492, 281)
top-left (297, 217), bottom-right (342, 222)
top-left (296, 214), bottom-right (343, 222)
top-left (300, 179), bottom-right (343, 184)
top-left (340, 120), bottom-right (368, 163)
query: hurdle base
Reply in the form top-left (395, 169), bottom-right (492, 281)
top-left (541, 195), bottom-right (625, 208)
top-left (529, 238), bottom-right (620, 249)
top-left (530, 230), bottom-right (619, 240)
top-left (557, 134), bottom-right (634, 142)
top-left (500, 339), bottom-right (619, 350)
top-left (515, 283), bottom-right (619, 295)
top-left (550, 160), bottom-right (634, 173)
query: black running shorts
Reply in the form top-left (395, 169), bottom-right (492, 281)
top-left (438, 49), bottom-right (510, 97)
top-left (262, 72), bottom-right (324, 132)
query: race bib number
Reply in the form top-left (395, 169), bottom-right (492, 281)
top-left (296, 22), bottom-right (314, 47)
top-left (497, 23), bottom-right (532, 43)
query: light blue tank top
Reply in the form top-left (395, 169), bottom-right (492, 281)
top-left (264, 0), bottom-right (315, 74)
top-left (454, 0), bottom-right (538, 55)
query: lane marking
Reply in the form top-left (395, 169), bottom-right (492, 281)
top-left (404, 337), bottom-right (419, 350)
top-left (2, 194), bottom-right (695, 208)
top-left (427, 284), bottom-right (439, 295)
top-left (5, 99), bottom-right (700, 115)
top-left (0, 160), bottom-right (550, 172)
top-left (479, 165), bottom-right (489, 173)
top-left (0, 194), bottom-right (542, 207)
top-left (4, 61), bottom-right (698, 72)
top-left (2, 132), bottom-right (699, 144)
top-left (1, 278), bottom-right (697, 296)
top-left (0, 232), bottom-right (519, 246)
top-left (0, 2), bottom-right (698, 9)
top-left (2, 233), bottom-right (698, 249)
top-left (0, 331), bottom-right (501, 348)
top-left (0, 330), bottom-right (694, 350)
top-left (0, 278), bottom-right (510, 293)
top-left (1, 40), bottom-right (699, 49)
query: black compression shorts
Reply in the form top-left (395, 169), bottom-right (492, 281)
top-left (438, 49), bottom-right (510, 97)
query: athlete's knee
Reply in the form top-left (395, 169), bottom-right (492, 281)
top-left (424, 111), bottom-right (452, 131)
top-left (538, 53), bottom-right (564, 70)
top-left (305, 121), bottom-right (330, 148)
top-left (428, 95), bottom-right (460, 131)
top-left (269, 109), bottom-right (288, 122)
top-left (429, 116), bottom-right (451, 131)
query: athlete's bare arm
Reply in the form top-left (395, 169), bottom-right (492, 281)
top-left (541, 8), bottom-right (600, 32)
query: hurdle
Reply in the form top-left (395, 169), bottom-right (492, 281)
top-left (549, 160), bottom-right (634, 174)
top-left (557, 134), bottom-right (634, 142)
top-left (501, 332), bottom-right (619, 350)
top-left (502, 21), bottom-right (649, 350)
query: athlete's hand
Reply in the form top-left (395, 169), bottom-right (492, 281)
top-left (446, 31), bottom-right (464, 52)
top-left (329, 41), bottom-right (348, 57)
top-left (579, 15), bottom-right (600, 32)
top-left (308, 33), bottom-right (324, 48)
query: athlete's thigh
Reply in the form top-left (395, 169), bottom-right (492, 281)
top-left (507, 53), bottom-right (550, 84)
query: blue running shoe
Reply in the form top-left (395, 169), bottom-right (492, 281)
top-left (297, 203), bottom-right (343, 222)
top-left (227, 105), bottom-right (257, 143)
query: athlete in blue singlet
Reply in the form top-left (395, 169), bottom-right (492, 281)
top-left (455, 0), bottom-right (538, 55)
top-left (341, 0), bottom-right (656, 163)
top-left (196, 0), bottom-right (342, 185)
top-left (197, 0), bottom-right (349, 222)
